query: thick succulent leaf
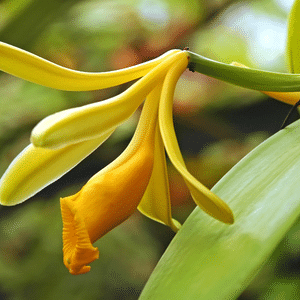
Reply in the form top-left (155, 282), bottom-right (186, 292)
top-left (159, 55), bottom-right (234, 224)
top-left (140, 119), bottom-right (300, 300)
top-left (0, 130), bottom-right (113, 205)
top-left (31, 51), bottom-right (187, 149)
top-left (0, 41), bottom-right (180, 91)
top-left (287, 0), bottom-right (300, 73)
top-left (138, 123), bottom-right (181, 232)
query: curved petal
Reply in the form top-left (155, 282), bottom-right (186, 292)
top-left (138, 123), bottom-right (181, 232)
top-left (0, 130), bottom-right (113, 206)
top-left (0, 41), bottom-right (180, 91)
top-left (31, 51), bottom-right (187, 149)
top-left (159, 54), bottom-right (234, 224)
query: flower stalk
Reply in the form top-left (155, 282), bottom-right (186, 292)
top-left (188, 51), bottom-right (300, 92)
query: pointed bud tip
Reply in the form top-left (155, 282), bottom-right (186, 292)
top-left (0, 189), bottom-right (25, 206)
top-left (209, 205), bottom-right (234, 225)
top-left (224, 214), bottom-right (235, 225)
top-left (30, 132), bottom-right (46, 148)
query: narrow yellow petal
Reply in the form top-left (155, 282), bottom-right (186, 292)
top-left (231, 62), bottom-right (300, 105)
top-left (0, 41), bottom-right (180, 91)
top-left (31, 51), bottom-right (187, 149)
top-left (60, 83), bottom-right (162, 275)
top-left (159, 53), bottom-right (234, 224)
top-left (138, 123), bottom-right (181, 232)
top-left (0, 130), bottom-right (113, 206)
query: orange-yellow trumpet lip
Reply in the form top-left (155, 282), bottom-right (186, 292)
top-left (61, 197), bottom-right (99, 275)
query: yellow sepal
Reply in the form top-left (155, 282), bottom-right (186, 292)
top-left (0, 41), bottom-right (180, 91)
top-left (160, 54), bottom-right (234, 224)
top-left (138, 122), bottom-right (181, 232)
top-left (0, 130), bottom-right (113, 206)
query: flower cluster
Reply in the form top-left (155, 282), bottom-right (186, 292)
top-left (0, 42), bottom-right (234, 275)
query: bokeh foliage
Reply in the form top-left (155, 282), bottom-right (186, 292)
top-left (0, 0), bottom-right (299, 299)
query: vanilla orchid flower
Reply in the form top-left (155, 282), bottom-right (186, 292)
top-left (0, 43), bottom-right (234, 275)
top-left (60, 55), bottom-right (233, 275)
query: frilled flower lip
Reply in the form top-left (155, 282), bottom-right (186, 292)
top-left (61, 197), bottom-right (99, 275)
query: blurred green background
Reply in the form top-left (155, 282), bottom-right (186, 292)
top-left (0, 0), bottom-right (299, 299)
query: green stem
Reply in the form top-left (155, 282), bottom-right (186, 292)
top-left (188, 51), bottom-right (300, 92)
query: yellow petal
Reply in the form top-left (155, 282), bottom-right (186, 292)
top-left (159, 53), bottom-right (234, 224)
top-left (0, 41), bottom-right (180, 91)
top-left (31, 51), bottom-right (187, 149)
top-left (231, 62), bottom-right (300, 105)
top-left (60, 83), bottom-right (162, 275)
top-left (138, 123), bottom-right (181, 232)
top-left (0, 130), bottom-right (113, 206)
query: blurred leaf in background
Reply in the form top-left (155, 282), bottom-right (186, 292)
top-left (0, 0), bottom-right (299, 299)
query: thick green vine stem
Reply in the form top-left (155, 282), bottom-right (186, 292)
top-left (187, 51), bottom-right (300, 92)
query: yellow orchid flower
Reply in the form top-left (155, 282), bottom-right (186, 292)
top-left (60, 56), bottom-right (233, 275)
top-left (0, 42), bottom-right (234, 275)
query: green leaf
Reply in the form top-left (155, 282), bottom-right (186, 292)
top-left (287, 0), bottom-right (300, 73)
top-left (139, 119), bottom-right (300, 300)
